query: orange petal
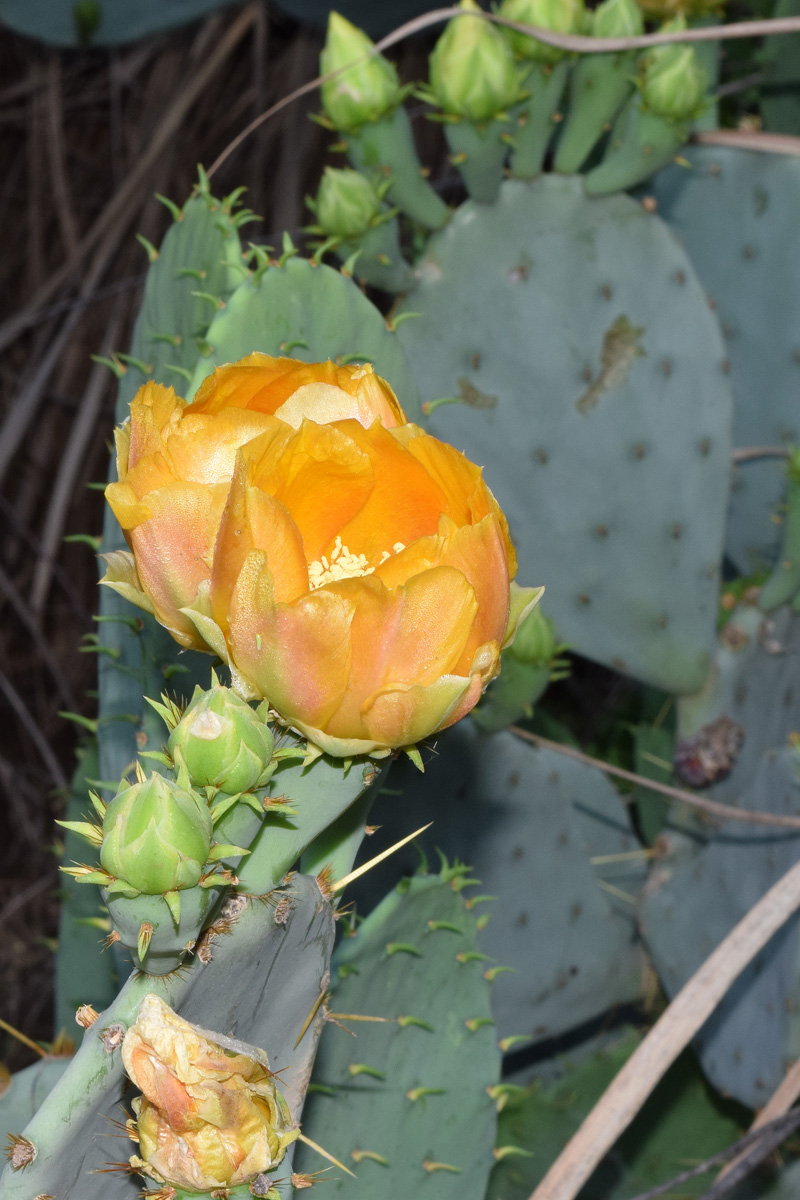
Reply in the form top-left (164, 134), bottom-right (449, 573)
top-left (321, 566), bottom-right (477, 743)
top-left (255, 420), bottom-right (375, 564)
top-left (228, 551), bottom-right (354, 728)
top-left (211, 453), bottom-right (308, 630)
top-left (437, 514), bottom-right (511, 676)
top-left (165, 409), bottom-right (282, 484)
top-left (129, 481), bottom-right (229, 648)
top-left (332, 419), bottom-right (449, 563)
top-left (361, 674), bottom-right (474, 747)
top-left (191, 355), bottom-right (405, 428)
top-left (127, 381), bottom-right (185, 471)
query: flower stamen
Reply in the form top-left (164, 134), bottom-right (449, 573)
top-left (308, 537), bottom-right (406, 590)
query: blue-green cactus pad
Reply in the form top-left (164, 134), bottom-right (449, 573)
top-left (641, 606), bottom-right (800, 1108)
top-left (346, 722), bottom-right (646, 1046)
top-left (295, 865), bottom-right (500, 1199)
top-left (396, 176), bottom-right (733, 694)
top-left (650, 145), bottom-right (800, 574)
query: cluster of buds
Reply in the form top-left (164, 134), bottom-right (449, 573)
top-left (60, 681), bottom-right (278, 939)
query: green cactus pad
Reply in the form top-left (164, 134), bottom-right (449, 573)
top-left (649, 145), bottom-right (800, 574)
top-left (0, 1057), bottom-right (72, 1153)
top-left (97, 182), bottom-right (245, 794)
top-left (295, 864), bottom-right (501, 1198)
top-left (489, 1028), bottom-right (750, 1199)
top-left (0, 875), bottom-right (333, 1199)
top-left (396, 177), bottom-right (733, 693)
top-left (187, 251), bottom-right (420, 418)
top-left (345, 722), bottom-right (646, 1047)
top-left (641, 605), bottom-right (800, 1108)
top-left (55, 739), bottom-right (119, 1033)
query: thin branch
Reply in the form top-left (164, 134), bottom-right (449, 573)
top-left (696, 128), bottom-right (800, 156)
top-left (208, 8), bottom-right (800, 177)
top-left (715, 1056), bottom-right (800, 1184)
top-left (529, 854), bottom-right (800, 1200)
top-left (0, 3), bottom-right (258, 356)
top-left (0, 669), bottom-right (67, 790)
top-left (625, 1109), bottom-right (800, 1200)
top-left (732, 445), bottom-right (791, 462)
top-left (510, 727), bottom-right (800, 830)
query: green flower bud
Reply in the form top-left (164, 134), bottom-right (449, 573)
top-left (168, 685), bottom-right (275, 796)
top-left (100, 774), bottom-right (212, 895)
top-left (320, 12), bottom-right (403, 131)
top-left (642, 41), bottom-right (707, 119)
top-left (509, 606), bottom-right (558, 665)
top-left (592, 0), bottom-right (644, 39)
top-left (315, 167), bottom-right (382, 238)
top-left (500, 0), bottom-right (585, 64)
top-left (429, 0), bottom-right (524, 122)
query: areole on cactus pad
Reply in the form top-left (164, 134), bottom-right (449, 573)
top-left (102, 353), bottom-right (540, 758)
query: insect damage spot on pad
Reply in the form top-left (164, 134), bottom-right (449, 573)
top-left (577, 316), bottom-right (645, 414)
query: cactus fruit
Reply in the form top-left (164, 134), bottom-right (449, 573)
top-left (294, 861), bottom-right (501, 1198)
top-left (0, 875), bottom-right (334, 1199)
top-left (649, 145), bottom-right (800, 574)
top-left (640, 604), bottom-right (800, 1107)
top-left (499, 0), bottom-right (585, 179)
top-left (553, 0), bottom-right (644, 174)
top-left (345, 722), bottom-right (646, 1045)
top-left (397, 177), bottom-right (732, 694)
top-left (425, 0), bottom-right (525, 203)
top-left (319, 14), bottom-right (450, 231)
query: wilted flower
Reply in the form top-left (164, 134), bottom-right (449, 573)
top-left (123, 994), bottom-right (296, 1191)
top-left (429, 0), bottom-right (524, 121)
top-left (168, 683), bottom-right (275, 795)
top-left (104, 354), bottom-right (540, 757)
top-left (320, 11), bottom-right (403, 131)
top-left (100, 773), bottom-right (212, 895)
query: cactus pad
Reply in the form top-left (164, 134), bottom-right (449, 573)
top-left (650, 145), bottom-right (800, 574)
top-left (294, 863), bottom-right (501, 1198)
top-left (396, 177), bottom-right (733, 694)
top-left (640, 605), bottom-right (800, 1108)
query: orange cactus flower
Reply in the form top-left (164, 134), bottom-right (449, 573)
top-left (123, 993), bottom-right (297, 1191)
top-left (104, 353), bottom-right (541, 757)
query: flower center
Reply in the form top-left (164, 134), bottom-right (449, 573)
top-left (308, 536), bottom-right (406, 590)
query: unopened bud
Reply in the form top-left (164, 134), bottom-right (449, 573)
top-left (508, 606), bottom-right (558, 666)
top-left (430, 0), bottom-right (524, 121)
top-left (320, 12), bottom-right (402, 131)
top-left (168, 684), bottom-right (274, 796)
top-left (315, 167), bottom-right (382, 238)
top-left (500, 0), bottom-right (586, 64)
top-left (592, 0), bottom-right (643, 38)
top-left (100, 773), bottom-right (212, 895)
top-left (642, 22), bottom-right (707, 120)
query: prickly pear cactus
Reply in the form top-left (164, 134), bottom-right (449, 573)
top-left (0, 874), bottom-right (334, 1199)
top-left (396, 177), bottom-right (733, 694)
top-left (345, 722), bottom-right (647, 1047)
top-left (649, 145), bottom-right (800, 574)
top-left (640, 603), bottom-right (800, 1108)
top-left (294, 862), bottom-right (501, 1198)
